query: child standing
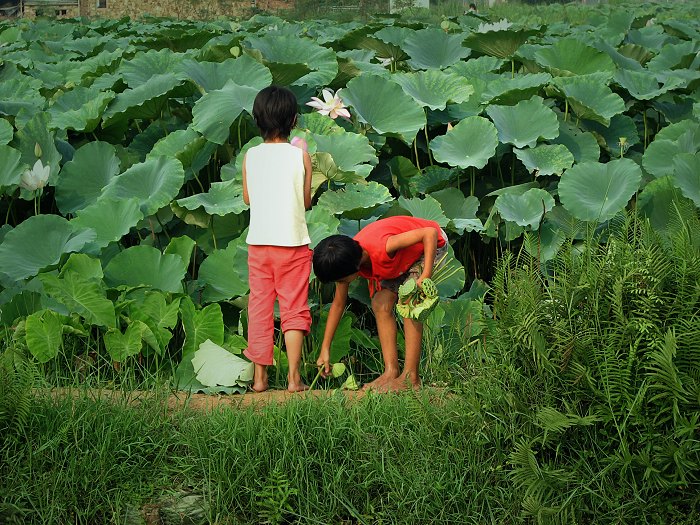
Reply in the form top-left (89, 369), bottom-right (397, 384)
top-left (242, 85), bottom-right (313, 393)
top-left (312, 216), bottom-right (448, 392)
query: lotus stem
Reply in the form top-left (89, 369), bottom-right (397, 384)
top-left (643, 110), bottom-right (648, 150)
top-left (564, 99), bottom-right (569, 122)
top-left (511, 59), bottom-right (515, 79)
top-left (211, 215), bottom-right (217, 250)
top-left (308, 366), bottom-right (323, 391)
top-left (413, 138), bottom-right (421, 171)
top-left (470, 167), bottom-right (475, 196)
top-left (423, 115), bottom-right (433, 166)
top-left (4, 197), bottom-right (13, 225)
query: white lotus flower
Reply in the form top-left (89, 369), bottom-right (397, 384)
top-left (377, 56), bottom-right (394, 68)
top-left (20, 159), bottom-right (50, 192)
top-left (306, 89), bottom-right (351, 120)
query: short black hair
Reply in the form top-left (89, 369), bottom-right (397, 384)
top-left (313, 235), bottom-right (363, 283)
top-left (252, 85), bottom-right (298, 140)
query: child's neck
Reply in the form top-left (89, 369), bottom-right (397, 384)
top-left (265, 136), bottom-right (288, 144)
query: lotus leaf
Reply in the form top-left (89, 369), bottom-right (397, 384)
top-left (40, 271), bottom-right (116, 329)
top-left (148, 128), bottom-right (207, 169)
top-left (180, 297), bottom-right (224, 357)
top-left (558, 158), bottom-right (642, 222)
top-left (486, 97), bottom-right (559, 149)
top-left (646, 41), bottom-right (697, 72)
top-left (523, 221), bottom-right (567, 262)
top-left (312, 130), bottom-right (377, 175)
top-left (430, 116), bottom-right (498, 169)
top-left (514, 144), bottom-right (574, 176)
top-left (495, 188), bottom-right (555, 229)
top-left (0, 119), bottom-right (13, 145)
top-left (192, 79), bottom-right (260, 145)
top-left (25, 309), bottom-right (63, 364)
top-left (15, 112), bottom-right (61, 181)
top-left (164, 236), bottom-right (196, 274)
top-left (643, 132), bottom-right (699, 179)
top-left (637, 176), bottom-right (689, 233)
top-left (177, 180), bottom-right (248, 217)
top-left (463, 27), bottom-right (541, 59)
top-left (551, 121), bottom-right (600, 164)
top-left (583, 114), bottom-right (640, 155)
top-left (102, 73), bottom-right (183, 126)
top-left (182, 54), bottom-right (272, 93)
top-left (49, 87), bottom-right (115, 132)
top-left (317, 181), bottom-right (393, 219)
top-left (614, 69), bottom-right (685, 100)
top-left (402, 28), bottom-right (471, 70)
top-left (535, 38), bottom-right (616, 77)
top-left (0, 145), bottom-right (25, 191)
top-left (191, 339), bottom-right (253, 387)
top-left (71, 198), bottom-right (143, 251)
top-left (398, 195), bottom-right (450, 228)
top-left (104, 321), bottom-right (150, 362)
top-left (198, 238), bottom-right (249, 303)
top-left (0, 77), bottom-right (44, 117)
top-left (482, 73), bottom-right (552, 105)
top-left (672, 152), bottom-right (700, 207)
top-left (120, 48), bottom-right (187, 88)
top-left (552, 76), bottom-right (625, 126)
top-left (393, 70), bottom-right (473, 111)
top-left (104, 245), bottom-right (186, 293)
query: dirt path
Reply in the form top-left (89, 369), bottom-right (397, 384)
top-left (43, 386), bottom-right (418, 412)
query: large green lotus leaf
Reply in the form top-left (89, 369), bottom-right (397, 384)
top-left (551, 121), bottom-right (599, 164)
top-left (430, 116), bottom-right (498, 169)
top-left (180, 296), bottom-right (224, 357)
top-left (306, 205), bottom-right (340, 250)
top-left (535, 39), bottom-right (616, 77)
top-left (495, 188), bottom-right (555, 229)
top-left (120, 48), bottom-right (186, 88)
top-left (592, 39), bottom-right (644, 72)
top-left (311, 130), bottom-right (376, 174)
top-left (514, 144), bottom-right (574, 176)
top-left (552, 76), bottom-right (625, 126)
top-left (245, 35), bottom-right (337, 87)
top-left (447, 56), bottom-right (505, 79)
top-left (637, 176), bottom-right (690, 233)
top-left (558, 158), bottom-right (642, 222)
top-left (48, 87), bottom-right (115, 133)
top-left (192, 80), bottom-right (259, 145)
top-left (409, 166), bottom-right (458, 196)
top-left (646, 41), bottom-right (697, 72)
top-left (15, 112), bottom-right (61, 181)
top-left (60, 253), bottom-right (103, 282)
top-left (0, 77), bottom-right (44, 117)
top-left (672, 153), bottom-right (700, 207)
top-left (582, 114), bottom-right (640, 155)
top-left (642, 135), bottom-right (698, 179)
top-left (342, 74), bottom-right (426, 145)
top-left (397, 195), bottom-right (450, 228)
top-left (0, 145), bottom-right (25, 190)
top-left (0, 119), bottom-right (13, 145)
top-left (25, 309), bottom-right (63, 364)
top-left (523, 220), bottom-right (566, 262)
top-left (104, 245), bottom-right (186, 293)
top-left (129, 292), bottom-right (180, 353)
top-left (104, 321), bottom-right (150, 362)
top-left (481, 73), bottom-right (552, 105)
top-left (653, 94), bottom-right (696, 124)
top-left (183, 55), bottom-right (272, 93)
top-left (311, 152), bottom-right (368, 192)
top-left (101, 74), bottom-right (183, 126)
top-left (71, 198), bottom-right (144, 250)
top-left (428, 187), bottom-right (483, 234)
top-left (101, 156), bottom-right (184, 217)
top-left (392, 70), bottom-right (473, 111)
top-left (317, 181), bottom-right (393, 219)
top-left (435, 245), bottom-right (465, 298)
top-left (67, 49), bottom-right (123, 86)
top-left (486, 97), bottom-right (559, 149)
top-left (386, 155), bottom-right (419, 195)
top-left (176, 179), bottom-right (248, 217)
top-left (198, 237), bottom-right (249, 303)
top-left (191, 339), bottom-right (253, 387)
top-left (164, 236), bottom-right (196, 274)
top-left (55, 141), bottom-right (120, 215)
top-left (613, 69), bottom-right (685, 101)
top-left (174, 354), bottom-right (245, 395)
top-left (463, 27), bottom-right (541, 59)
top-left (401, 28), bottom-right (471, 70)
top-left (40, 271), bottom-right (116, 329)
top-left (340, 26), bottom-right (408, 64)
top-left (147, 128), bottom-right (207, 171)
top-left (0, 215), bottom-right (95, 281)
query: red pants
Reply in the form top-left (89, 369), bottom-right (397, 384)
top-left (243, 245), bottom-right (312, 366)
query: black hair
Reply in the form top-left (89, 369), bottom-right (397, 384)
top-left (252, 85), bottom-right (298, 140)
top-left (313, 235), bottom-right (363, 283)
top-left (469, 2), bottom-right (477, 8)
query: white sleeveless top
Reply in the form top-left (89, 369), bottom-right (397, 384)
top-left (245, 142), bottom-right (310, 246)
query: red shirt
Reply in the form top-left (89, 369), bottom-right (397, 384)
top-left (353, 216), bottom-right (446, 295)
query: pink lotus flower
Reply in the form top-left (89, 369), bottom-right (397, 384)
top-left (306, 89), bottom-right (351, 120)
top-left (290, 136), bottom-right (308, 152)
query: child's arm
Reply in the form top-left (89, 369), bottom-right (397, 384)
top-left (316, 281), bottom-right (349, 376)
top-left (303, 151), bottom-right (312, 209)
top-left (385, 227), bottom-right (439, 286)
top-left (242, 153), bottom-right (249, 206)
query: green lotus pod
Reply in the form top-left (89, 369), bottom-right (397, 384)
top-left (398, 278), bottom-right (418, 299)
top-left (421, 278), bottom-right (438, 298)
top-left (332, 362), bottom-right (347, 378)
top-left (414, 296), bottom-right (440, 322)
top-left (342, 374), bottom-right (359, 391)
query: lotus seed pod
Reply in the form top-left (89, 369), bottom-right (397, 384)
top-left (398, 278), bottom-right (417, 299)
top-left (396, 303), bottom-right (411, 319)
top-left (415, 296), bottom-right (439, 322)
top-left (332, 362), bottom-right (346, 378)
top-left (421, 278), bottom-right (438, 298)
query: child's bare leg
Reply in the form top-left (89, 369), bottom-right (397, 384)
top-left (390, 318), bottom-right (423, 390)
top-left (252, 363), bottom-right (269, 392)
top-left (363, 289), bottom-right (401, 391)
top-left (285, 329), bottom-right (308, 392)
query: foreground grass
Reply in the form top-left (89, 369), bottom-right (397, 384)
top-left (0, 389), bottom-right (517, 524)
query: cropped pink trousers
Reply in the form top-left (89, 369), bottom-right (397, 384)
top-left (243, 245), bottom-right (312, 366)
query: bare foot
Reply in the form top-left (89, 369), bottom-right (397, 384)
top-left (361, 370), bottom-right (400, 392)
top-left (287, 371), bottom-right (309, 393)
top-left (385, 372), bottom-right (421, 392)
top-left (251, 363), bottom-right (268, 393)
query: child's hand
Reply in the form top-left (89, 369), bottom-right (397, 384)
top-left (316, 349), bottom-right (331, 378)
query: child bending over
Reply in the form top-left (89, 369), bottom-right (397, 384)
top-left (312, 216), bottom-right (448, 392)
